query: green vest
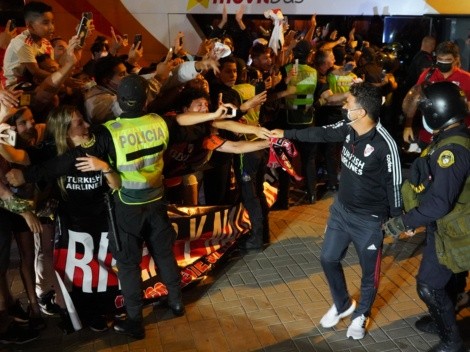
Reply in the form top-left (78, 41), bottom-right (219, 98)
top-left (285, 63), bottom-right (317, 108)
top-left (284, 64), bottom-right (317, 125)
top-left (232, 83), bottom-right (261, 141)
top-left (402, 135), bottom-right (470, 273)
top-left (104, 113), bottom-right (168, 205)
top-left (432, 136), bottom-right (470, 273)
top-left (326, 72), bottom-right (357, 94)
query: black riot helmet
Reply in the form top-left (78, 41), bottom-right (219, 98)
top-left (418, 81), bottom-right (468, 130)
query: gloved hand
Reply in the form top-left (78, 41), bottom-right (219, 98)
top-left (383, 216), bottom-right (407, 238)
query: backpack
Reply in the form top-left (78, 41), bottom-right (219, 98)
top-left (402, 135), bottom-right (470, 273)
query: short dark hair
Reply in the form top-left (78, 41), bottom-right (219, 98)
top-left (436, 41), bottom-right (460, 59)
top-left (250, 43), bottom-right (270, 60)
top-left (90, 41), bottom-right (109, 55)
top-left (24, 1), bottom-right (53, 22)
top-left (313, 49), bottom-right (331, 68)
top-left (179, 87), bottom-right (210, 110)
top-left (218, 56), bottom-right (237, 70)
top-left (93, 55), bottom-right (124, 86)
top-left (50, 37), bottom-right (63, 46)
top-left (349, 82), bottom-right (382, 122)
top-left (7, 107), bottom-right (30, 126)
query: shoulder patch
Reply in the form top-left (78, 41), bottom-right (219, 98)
top-left (437, 150), bottom-right (455, 168)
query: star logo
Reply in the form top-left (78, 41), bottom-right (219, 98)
top-left (187, 0), bottom-right (209, 11)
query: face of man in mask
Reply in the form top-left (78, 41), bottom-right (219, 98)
top-left (341, 93), bottom-right (366, 126)
top-left (435, 53), bottom-right (457, 75)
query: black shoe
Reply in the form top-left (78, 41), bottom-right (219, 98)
top-left (307, 194), bottom-right (316, 204)
top-left (29, 315), bottom-right (46, 331)
top-left (168, 301), bottom-right (185, 317)
top-left (8, 300), bottom-right (29, 324)
top-left (415, 315), bottom-right (438, 335)
top-left (113, 319), bottom-right (145, 340)
top-left (0, 322), bottom-right (39, 345)
top-left (238, 238), bottom-right (263, 252)
top-left (270, 200), bottom-right (289, 211)
top-left (238, 243), bottom-right (263, 254)
top-left (88, 316), bottom-right (108, 332)
top-left (428, 340), bottom-right (465, 352)
top-left (38, 290), bottom-right (61, 316)
top-left (57, 309), bottom-right (75, 335)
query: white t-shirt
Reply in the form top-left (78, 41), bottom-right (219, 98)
top-left (3, 30), bottom-right (53, 86)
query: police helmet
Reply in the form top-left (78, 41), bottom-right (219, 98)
top-left (117, 74), bottom-right (149, 116)
top-left (418, 81), bottom-right (468, 130)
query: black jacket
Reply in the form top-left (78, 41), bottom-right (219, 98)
top-left (402, 124), bottom-right (470, 228)
top-left (284, 120), bottom-right (402, 219)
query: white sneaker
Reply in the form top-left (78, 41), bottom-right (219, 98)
top-left (320, 299), bottom-right (356, 328)
top-left (455, 291), bottom-right (470, 311)
top-left (346, 314), bottom-right (369, 340)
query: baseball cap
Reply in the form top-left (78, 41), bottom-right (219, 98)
top-left (117, 74), bottom-right (148, 117)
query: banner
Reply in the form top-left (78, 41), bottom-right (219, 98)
top-left (53, 182), bottom-right (277, 327)
top-left (121, 0), bottom-right (445, 16)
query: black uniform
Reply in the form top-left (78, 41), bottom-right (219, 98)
top-left (285, 120), bottom-right (402, 319)
top-left (401, 125), bottom-right (470, 349)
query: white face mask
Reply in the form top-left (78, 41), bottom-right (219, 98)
top-left (422, 116), bottom-right (435, 134)
top-left (342, 108), bottom-right (362, 125)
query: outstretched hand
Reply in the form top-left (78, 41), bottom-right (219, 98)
top-left (242, 91), bottom-right (267, 111)
top-left (270, 129), bottom-right (285, 138)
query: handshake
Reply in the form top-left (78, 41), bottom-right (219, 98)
top-left (383, 216), bottom-right (415, 239)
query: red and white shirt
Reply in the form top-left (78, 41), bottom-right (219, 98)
top-left (3, 30), bottom-right (53, 86)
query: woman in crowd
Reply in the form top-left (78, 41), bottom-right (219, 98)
top-left (45, 105), bottom-right (121, 332)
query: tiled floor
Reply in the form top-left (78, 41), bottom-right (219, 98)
top-left (3, 191), bottom-right (470, 351)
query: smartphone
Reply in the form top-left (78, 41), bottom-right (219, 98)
top-left (19, 93), bottom-right (31, 107)
top-left (82, 12), bottom-right (93, 20)
top-left (226, 107), bottom-right (237, 118)
top-left (134, 34), bottom-right (142, 49)
top-left (293, 58), bottom-right (299, 76)
top-left (13, 81), bottom-right (33, 91)
top-left (254, 80), bottom-right (265, 95)
top-left (179, 36), bottom-right (183, 46)
top-left (9, 19), bottom-right (16, 31)
top-left (76, 16), bottom-right (89, 47)
top-left (3, 129), bottom-right (17, 146)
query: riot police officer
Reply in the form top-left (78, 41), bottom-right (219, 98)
top-left (384, 81), bottom-right (470, 352)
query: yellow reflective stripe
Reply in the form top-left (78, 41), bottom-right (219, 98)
top-left (117, 156), bottom-right (158, 172)
top-left (121, 180), bottom-right (154, 189)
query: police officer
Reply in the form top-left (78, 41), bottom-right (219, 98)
top-left (104, 75), bottom-right (184, 339)
top-left (273, 40), bottom-right (318, 208)
top-left (384, 81), bottom-right (470, 352)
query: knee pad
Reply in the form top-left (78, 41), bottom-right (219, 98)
top-left (417, 282), bottom-right (437, 306)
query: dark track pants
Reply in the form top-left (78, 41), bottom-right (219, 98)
top-left (320, 200), bottom-right (383, 319)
